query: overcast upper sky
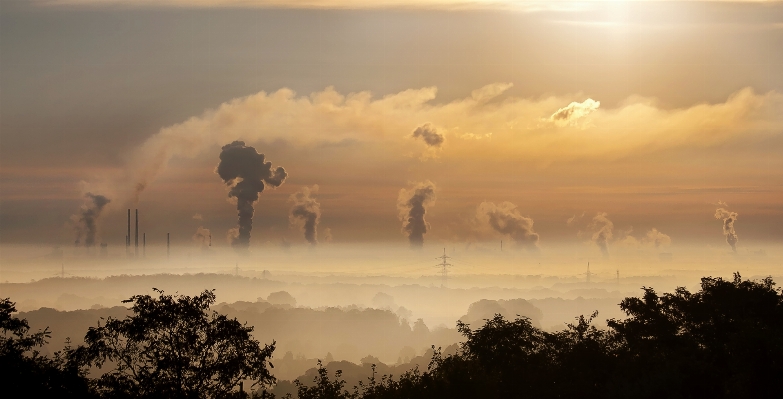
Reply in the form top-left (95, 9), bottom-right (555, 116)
top-left (1, 0), bottom-right (781, 251)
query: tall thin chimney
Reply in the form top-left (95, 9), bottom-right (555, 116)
top-left (134, 209), bottom-right (139, 257)
top-left (127, 209), bottom-right (131, 255)
top-left (143, 233), bottom-right (146, 258)
top-left (167, 233), bottom-right (170, 259)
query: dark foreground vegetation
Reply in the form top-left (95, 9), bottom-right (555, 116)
top-left (2, 273), bottom-right (782, 398)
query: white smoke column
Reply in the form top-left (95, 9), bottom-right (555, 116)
top-left (715, 208), bottom-right (739, 252)
top-left (590, 212), bottom-right (613, 257)
top-left (645, 228), bottom-right (671, 249)
top-left (477, 201), bottom-right (539, 251)
top-left (397, 181), bottom-right (436, 248)
top-left (289, 185), bottom-right (321, 245)
top-left (72, 193), bottom-right (111, 247)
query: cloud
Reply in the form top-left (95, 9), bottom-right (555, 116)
top-left (411, 123), bottom-right (445, 148)
top-left (289, 185), bottom-right (321, 245)
top-left (715, 207), bottom-right (739, 252)
top-left (81, 84), bottom-right (782, 207)
top-left (476, 201), bottom-right (539, 251)
top-left (549, 98), bottom-right (600, 127)
top-left (398, 181), bottom-right (436, 248)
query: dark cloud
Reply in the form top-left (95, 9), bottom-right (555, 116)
top-left (72, 193), bottom-right (111, 247)
top-left (289, 185), bottom-right (321, 245)
top-left (477, 202), bottom-right (539, 251)
top-left (715, 208), bottom-right (738, 252)
top-left (397, 181), bottom-right (436, 248)
top-left (216, 141), bottom-right (287, 250)
top-left (411, 123), bottom-right (445, 148)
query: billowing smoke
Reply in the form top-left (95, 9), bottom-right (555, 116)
top-left (645, 228), bottom-right (671, 248)
top-left (549, 98), bottom-right (600, 126)
top-left (590, 212), bottom-right (613, 257)
top-left (411, 123), bottom-right (445, 147)
top-left (715, 208), bottom-right (738, 252)
top-left (477, 202), bottom-right (539, 251)
top-left (73, 193), bottom-right (111, 247)
top-left (397, 181), bottom-right (436, 248)
top-left (216, 141), bottom-right (287, 250)
top-left (289, 185), bottom-right (321, 245)
top-left (193, 226), bottom-right (211, 247)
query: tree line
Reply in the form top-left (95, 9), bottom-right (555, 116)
top-left (2, 273), bottom-right (782, 398)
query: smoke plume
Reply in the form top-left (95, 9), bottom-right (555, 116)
top-left (477, 202), bottom-right (539, 250)
top-left (216, 141), bottom-right (287, 249)
top-left (645, 228), bottom-right (671, 249)
top-left (411, 123), bottom-right (445, 148)
top-left (397, 181), bottom-right (436, 248)
top-left (590, 212), bottom-right (613, 257)
top-left (289, 185), bottom-right (321, 245)
top-left (715, 208), bottom-right (738, 252)
top-left (73, 193), bottom-right (111, 247)
top-left (193, 226), bottom-right (211, 247)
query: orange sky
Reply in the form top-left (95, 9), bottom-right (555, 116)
top-left (1, 1), bottom-right (781, 251)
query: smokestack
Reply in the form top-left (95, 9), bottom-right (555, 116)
top-left (127, 209), bottom-right (131, 255)
top-left (477, 202), bottom-right (540, 251)
top-left (143, 233), bottom-right (146, 258)
top-left (167, 233), bottom-right (170, 259)
top-left (289, 185), bottom-right (321, 245)
top-left (135, 209), bottom-right (139, 257)
top-left (216, 141), bottom-right (288, 250)
top-left (397, 181), bottom-right (436, 248)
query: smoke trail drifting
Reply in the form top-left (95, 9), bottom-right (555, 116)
top-left (715, 208), bottom-right (738, 252)
top-left (193, 226), bottom-right (211, 247)
top-left (397, 181), bottom-right (436, 248)
top-left (590, 212), bottom-right (613, 257)
top-left (73, 193), bottom-right (111, 247)
top-left (289, 185), bottom-right (321, 245)
top-left (477, 201), bottom-right (539, 251)
top-left (216, 141), bottom-right (287, 250)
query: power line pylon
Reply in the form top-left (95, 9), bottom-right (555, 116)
top-left (435, 248), bottom-right (452, 288)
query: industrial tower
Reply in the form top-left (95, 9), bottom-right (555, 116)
top-left (436, 248), bottom-right (453, 288)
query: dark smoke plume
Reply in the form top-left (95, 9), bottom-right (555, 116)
top-left (411, 123), bottom-right (445, 147)
top-left (73, 193), bottom-right (111, 247)
top-left (715, 208), bottom-right (738, 252)
top-left (216, 141), bottom-right (287, 249)
top-left (289, 185), bottom-right (321, 245)
top-left (397, 181), bottom-right (436, 248)
top-left (590, 212), bottom-right (613, 257)
top-left (477, 202), bottom-right (539, 251)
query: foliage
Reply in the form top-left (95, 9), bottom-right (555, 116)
top-left (76, 289), bottom-right (276, 399)
top-left (0, 298), bottom-right (94, 398)
top-left (281, 273), bottom-right (783, 399)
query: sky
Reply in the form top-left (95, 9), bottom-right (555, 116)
top-left (1, 0), bottom-right (782, 253)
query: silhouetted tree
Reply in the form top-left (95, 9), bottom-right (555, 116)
top-left (286, 273), bottom-right (783, 399)
top-left (0, 298), bottom-right (94, 398)
top-left (77, 289), bottom-right (276, 399)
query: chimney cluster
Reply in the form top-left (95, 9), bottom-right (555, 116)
top-left (126, 209), bottom-right (145, 259)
